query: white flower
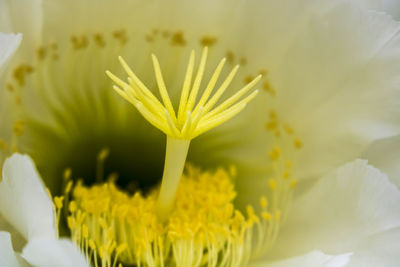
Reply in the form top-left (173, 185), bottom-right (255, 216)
top-left (0, 153), bottom-right (89, 267)
top-left (0, 0), bottom-right (400, 266)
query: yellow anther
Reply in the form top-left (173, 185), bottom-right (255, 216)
top-left (269, 110), bottom-right (277, 119)
top-left (246, 205), bottom-right (259, 225)
top-left (200, 36), bottom-right (217, 47)
top-left (116, 243), bottom-right (128, 254)
top-left (266, 120), bottom-right (277, 131)
top-left (88, 240), bottom-right (96, 250)
top-left (285, 160), bottom-right (293, 168)
top-left (69, 201), bottom-right (77, 213)
top-left (261, 212), bottom-right (272, 221)
top-left (12, 65), bottom-right (33, 86)
top-left (65, 180), bottom-right (73, 194)
top-left (263, 81), bottom-right (276, 96)
top-left (106, 228), bottom-right (114, 241)
top-left (269, 147), bottom-right (280, 161)
top-left (294, 138), bottom-right (303, 149)
top-left (226, 51), bottom-right (235, 64)
top-left (71, 35), bottom-right (88, 50)
top-left (99, 218), bottom-right (108, 229)
top-left (260, 196), bottom-right (268, 209)
top-left (283, 171), bottom-right (290, 179)
top-left (36, 46), bottom-right (46, 60)
top-left (145, 34), bottom-right (155, 43)
top-left (268, 179), bottom-right (277, 190)
top-left (284, 123), bottom-right (294, 134)
top-left (6, 83), bottom-right (14, 92)
top-left (67, 216), bottom-right (75, 230)
top-left (113, 29), bottom-right (128, 44)
top-left (171, 31), bottom-right (186, 46)
top-left (97, 147), bottom-right (110, 161)
top-left (94, 33), bottom-right (105, 47)
top-left (290, 179), bottom-right (298, 189)
top-left (63, 168), bottom-right (72, 180)
top-left (54, 196), bottom-right (64, 209)
top-left (13, 121), bottom-right (24, 137)
top-left (0, 139), bottom-right (8, 151)
top-left (244, 75), bottom-right (255, 84)
top-left (82, 225), bottom-right (89, 239)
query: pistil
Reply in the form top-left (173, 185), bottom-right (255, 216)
top-left (107, 47), bottom-right (261, 220)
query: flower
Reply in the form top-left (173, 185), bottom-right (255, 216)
top-left (0, 153), bottom-right (89, 267)
top-left (1, 0), bottom-right (400, 266)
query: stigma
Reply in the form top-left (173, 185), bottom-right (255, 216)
top-left (106, 47), bottom-right (260, 140)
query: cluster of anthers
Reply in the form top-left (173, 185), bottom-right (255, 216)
top-left (55, 164), bottom-right (290, 267)
top-left (52, 48), bottom-right (299, 267)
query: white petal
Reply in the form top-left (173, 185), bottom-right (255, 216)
top-left (0, 153), bottom-right (57, 241)
top-left (22, 238), bottom-right (89, 267)
top-left (0, 0), bottom-right (42, 53)
top-left (276, 4), bottom-right (400, 179)
top-left (362, 135), bottom-right (400, 188)
top-left (270, 160), bottom-right (400, 259)
top-left (382, 0), bottom-right (400, 20)
top-left (0, 214), bottom-right (26, 251)
top-left (224, 2), bottom-right (400, 207)
top-left (0, 32), bottom-right (21, 75)
top-left (0, 1), bottom-right (12, 33)
top-left (0, 231), bottom-right (20, 267)
top-left (250, 251), bottom-right (351, 267)
top-left (347, 227), bottom-right (400, 267)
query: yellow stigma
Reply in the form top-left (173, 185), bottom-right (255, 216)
top-left (107, 48), bottom-right (260, 220)
top-left (106, 47), bottom-right (260, 140)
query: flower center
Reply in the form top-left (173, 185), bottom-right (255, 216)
top-left (3, 27), bottom-right (305, 266)
top-left (56, 164), bottom-right (288, 267)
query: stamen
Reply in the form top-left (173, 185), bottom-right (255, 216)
top-left (107, 48), bottom-right (261, 220)
top-left (62, 165), bottom-right (289, 267)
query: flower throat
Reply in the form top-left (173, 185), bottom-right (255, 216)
top-left (51, 48), bottom-right (298, 267)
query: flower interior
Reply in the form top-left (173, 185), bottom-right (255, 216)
top-left (3, 28), bottom-right (303, 267)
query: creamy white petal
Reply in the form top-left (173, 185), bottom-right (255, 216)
top-left (250, 251), bottom-right (351, 267)
top-left (22, 238), bottom-right (89, 267)
top-left (0, 32), bottom-right (21, 75)
top-left (362, 135), bottom-right (400, 188)
top-left (275, 4), bottom-right (400, 179)
top-left (0, 231), bottom-right (20, 267)
top-left (347, 227), bottom-right (400, 267)
top-left (270, 159), bottom-right (400, 259)
top-left (227, 2), bottom-right (400, 207)
top-left (0, 154), bottom-right (57, 240)
top-left (0, 1), bottom-right (12, 33)
top-left (0, 0), bottom-right (42, 54)
top-left (0, 214), bottom-right (26, 252)
top-left (382, 0), bottom-right (400, 20)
